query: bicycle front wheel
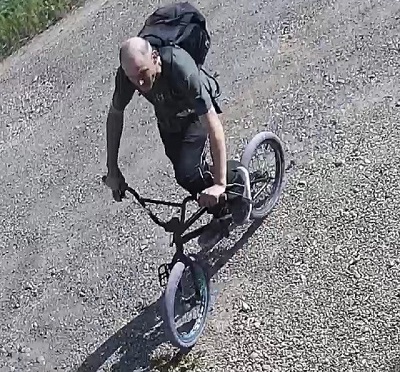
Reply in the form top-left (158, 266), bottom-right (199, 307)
top-left (161, 255), bottom-right (210, 350)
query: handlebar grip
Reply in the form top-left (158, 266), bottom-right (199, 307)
top-left (101, 175), bottom-right (126, 202)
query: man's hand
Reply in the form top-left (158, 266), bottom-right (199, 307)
top-left (198, 184), bottom-right (226, 208)
top-left (103, 167), bottom-right (128, 202)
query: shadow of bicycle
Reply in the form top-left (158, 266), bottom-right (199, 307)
top-left (77, 218), bottom-right (264, 371)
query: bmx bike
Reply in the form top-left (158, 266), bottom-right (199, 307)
top-left (102, 131), bottom-right (285, 351)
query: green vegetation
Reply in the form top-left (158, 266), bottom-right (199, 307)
top-left (0, 0), bottom-right (83, 60)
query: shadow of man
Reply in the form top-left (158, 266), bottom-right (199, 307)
top-left (77, 218), bottom-right (264, 372)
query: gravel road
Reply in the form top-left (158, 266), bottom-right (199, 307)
top-left (1, 0), bottom-right (400, 371)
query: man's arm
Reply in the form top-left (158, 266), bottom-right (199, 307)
top-left (198, 107), bottom-right (227, 187)
top-left (106, 66), bottom-right (136, 173)
top-left (106, 105), bottom-right (124, 172)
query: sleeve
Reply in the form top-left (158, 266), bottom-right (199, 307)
top-left (111, 66), bottom-right (136, 112)
top-left (170, 47), bottom-right (214, 116)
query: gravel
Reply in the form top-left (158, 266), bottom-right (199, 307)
top-left (1, 0), bottom-right (400, 371)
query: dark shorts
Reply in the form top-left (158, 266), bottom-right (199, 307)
top-left (157, 113), bottom-right (242, 197)
top-left (158, 115), bottom-right (211, 195)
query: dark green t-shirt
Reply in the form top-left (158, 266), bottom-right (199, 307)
top-left (111, 45), bottom-right (221, 132)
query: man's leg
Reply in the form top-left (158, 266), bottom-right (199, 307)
top-left (170, 117), bottom-right (252, 249)
top-left (157, 123), bottom-right (185, 177)
top-left (157, 118), bottom-right (215, 201)
top-left (172, 118), bottom-right (213, 197)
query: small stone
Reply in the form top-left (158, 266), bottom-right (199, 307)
top-left (353, 270), bottom-right (361, 279)
top-left (36, 355), bottom-right (45, 365)
top-left (308, 159), bottom-right (316, 166)
top-left (395, 101), bottom-right (400, 107)
top-left (388, 260), bottom-right (396, 268)
top-left (241, 301), bottom-right (251, 312)
top-left (334, 159), bottom-right (345, 167)
top-left (348, 255), bottom-right (361, 267)
top-left (363, 158), bottom-right (371, 164)
top-left (250, 351), bottom-right (259, 359)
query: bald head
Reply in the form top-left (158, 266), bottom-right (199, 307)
top-left (119, 36), bottom-right (161, 92)
top-left (120, 37), bottom-right (152, 69)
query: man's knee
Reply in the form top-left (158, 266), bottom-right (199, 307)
top-left (175, 159), bottom-right (243, 195)
top-left (175, 162), bottom-right (212, 195)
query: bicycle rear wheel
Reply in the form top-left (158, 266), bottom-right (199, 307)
top-left (161, 255), bottom-right (210, 350)
top-left (240, 131), bottom-right (285, 219)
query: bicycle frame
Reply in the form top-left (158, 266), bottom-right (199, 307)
top-left (125, 171), bottom-right (270, 251)
top-left (125, 186), bottom-right (211, 264)
top-left (125, 185), bottom-right (218, 295)
top-left (123, 172), bottom-right (269, 288)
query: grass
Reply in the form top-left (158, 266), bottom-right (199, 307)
top-left (0, 0), bottom-right (84, 60)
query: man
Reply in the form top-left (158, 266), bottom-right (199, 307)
top-left (103, 36), bottom-right (252, 248)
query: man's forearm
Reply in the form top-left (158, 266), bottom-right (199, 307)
top-left (200, 110), bottom-right (227, 187)
top-left (106, 105), bottom-right (124, 171)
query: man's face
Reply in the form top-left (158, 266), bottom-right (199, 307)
top-left (123, 51), bottom-right (159, 93)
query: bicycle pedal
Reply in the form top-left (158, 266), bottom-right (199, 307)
top-left (158, 263), bottom-right (170, 287)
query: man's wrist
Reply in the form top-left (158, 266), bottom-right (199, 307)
top-left (107, 162), bottom-right (119, 174)
top-left (214, 179), bottom-right (226, 188)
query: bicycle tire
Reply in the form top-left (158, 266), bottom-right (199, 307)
top-left (161, 255), bottom-right (210, 350)
top-left (240, 131), bottom-right (285, 219)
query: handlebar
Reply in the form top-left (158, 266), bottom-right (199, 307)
top-left (101, 175), bottom-right (199, 232)
top-left (101, 175), bottom-right (239, 232)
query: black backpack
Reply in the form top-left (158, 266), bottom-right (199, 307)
top-left (137, 2), bottom-right (211, 67)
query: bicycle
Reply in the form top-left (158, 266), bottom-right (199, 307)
top-left (102, 130), bottom-right (285, 350)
